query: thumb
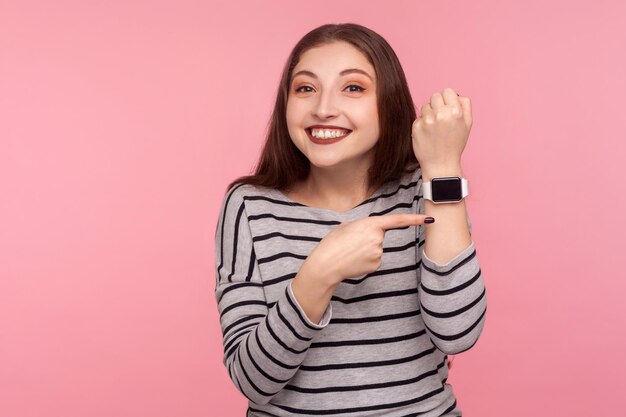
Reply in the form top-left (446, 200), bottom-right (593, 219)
top-left (371, 213), bottom-right (434, 231)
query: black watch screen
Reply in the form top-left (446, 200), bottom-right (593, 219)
top-left (431, 177), bottom-right (462, 202)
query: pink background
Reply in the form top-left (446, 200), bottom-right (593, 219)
top-left (2, 0), bottom-right (625, 416)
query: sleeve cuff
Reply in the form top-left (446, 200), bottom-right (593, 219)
top-left (287, 281), bottom-right (332, 329)
top-left (422, 240), bottom-right (476, 272)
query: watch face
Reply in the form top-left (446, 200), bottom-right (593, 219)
top-left (432, 177), bottom-right (462, 202)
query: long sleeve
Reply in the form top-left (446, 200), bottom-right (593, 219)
top-left (214, 184), bottom-right (332, 405)
top-left (416, 183), bottom-right (487, 355)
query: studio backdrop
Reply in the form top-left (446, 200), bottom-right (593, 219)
top-left (1, 1), bottom-right (625, 416)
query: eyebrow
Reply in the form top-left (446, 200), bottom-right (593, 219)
top-left (292, 68), bottom-right (374, 82)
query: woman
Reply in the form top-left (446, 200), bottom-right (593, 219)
top-left (215, 23), bottom-right (487, 416)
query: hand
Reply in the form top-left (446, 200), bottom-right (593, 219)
top-left (411, 87), bottom-right (473, 173)
top-left (307, 213), bottom-right (433, 283)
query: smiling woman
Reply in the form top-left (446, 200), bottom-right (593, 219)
top-left (215, 22), bottom-right (487, 417)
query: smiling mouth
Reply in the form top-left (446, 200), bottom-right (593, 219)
top-left (305, 128), bottom-right (352, 143)
top-left (307, 127), bottom-right (352, 137)
top-left (306, 128), bottom-right (353, 144)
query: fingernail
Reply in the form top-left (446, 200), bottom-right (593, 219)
top-left (456, 93), bottom-right (460, 96)
top-left (424, 217), bottom-right (435, 223)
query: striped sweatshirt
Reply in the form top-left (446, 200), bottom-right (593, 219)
top-left (214, 166), bottom-right (487, 417)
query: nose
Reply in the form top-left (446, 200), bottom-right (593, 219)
top-left (312, 89), bottom-right (339, 119)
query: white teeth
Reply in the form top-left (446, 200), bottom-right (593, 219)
top-left (311, 128), bottom-right (350, 139)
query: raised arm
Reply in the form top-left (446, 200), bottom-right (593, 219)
top-left (411, 88), bottom-right (487, 354)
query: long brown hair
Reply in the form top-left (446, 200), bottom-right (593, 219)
top-left (225, 23), bottom-right (419, 194)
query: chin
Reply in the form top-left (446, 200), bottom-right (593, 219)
top-left (306, 154), bottom-right (345, 168)
top-left (309, 161), bottom-right (339, 170)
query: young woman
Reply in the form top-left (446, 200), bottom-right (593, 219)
top-left (214, 23), bottom-right (487, 417)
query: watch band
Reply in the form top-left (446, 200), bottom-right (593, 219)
top-left (422, 176), bottom-right (469, 203)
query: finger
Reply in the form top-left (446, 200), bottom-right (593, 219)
top-left (442, 87), bottom-right (461, 107)
top-left (371, 213), bottom-right (432, 231)
top-left (430, 92), bottom-right (446, 111)
top-left (430, 92), bottom-right (445, 110)
top-left (458, 96), bottom-right (472, 127)
top-left (420, 103), bottom-right (433, 119)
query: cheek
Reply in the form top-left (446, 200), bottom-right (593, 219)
top-left (285, 105), bottom-right (298, 136)
top-left (286, 101), bottom-right (305, 127)
top-left (361, 100), bottom-right (379, 135)
top-left (284, 111), bottom-right (303, 147)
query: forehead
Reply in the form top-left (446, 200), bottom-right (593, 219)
top-left (293, 41), bottom-right (375, 78)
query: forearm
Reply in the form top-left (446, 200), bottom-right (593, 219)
top-left (421, 165), bottom-right (472, 265)
top-left (418, 240), bottom-right (486, 354)
top-left (290, 261), bottom-right (338, 324)
top-left (418, 165), bottom-right (486, 354)
top-left (219, 280), bottom-right (330, 404)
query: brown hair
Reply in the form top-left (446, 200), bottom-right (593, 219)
top-left (225, 22), bottom-right (419, 194)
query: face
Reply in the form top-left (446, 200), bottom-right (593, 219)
top-left (286, 41), bottom-right (379, 174)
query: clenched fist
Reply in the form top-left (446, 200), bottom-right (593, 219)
top-left (412, 87), bottom-right (473, 174)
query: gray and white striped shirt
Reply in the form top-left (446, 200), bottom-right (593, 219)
top-left (214, 166), bottom-right (487, 416)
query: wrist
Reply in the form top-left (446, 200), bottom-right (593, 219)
top-left (300, 256), bottom-right (342, 290)
top-left (420, 165), bottom-right (463, 182)
top-left (421, 170), bottom-right (469, 204)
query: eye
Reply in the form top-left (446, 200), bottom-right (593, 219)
top-left (345, 84), bottom-right (366, 93)
top-left (294, 86), bottom-right (313, 93)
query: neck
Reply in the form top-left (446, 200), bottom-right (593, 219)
top-left (303, 159), bottom-right (376, 211)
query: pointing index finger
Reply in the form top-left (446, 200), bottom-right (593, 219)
top-left (371, 213), bottom-right (434, 231)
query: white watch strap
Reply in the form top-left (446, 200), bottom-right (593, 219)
top-left (422, 180), bottom-right (433, 200)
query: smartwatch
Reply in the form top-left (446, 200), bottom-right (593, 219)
top-left (422, 176), bottom-right (469, 203)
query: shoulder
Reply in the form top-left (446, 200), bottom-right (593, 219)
top-left (392, 164), bottom-right (423, 191)
top-left (218, 182), bottom-right (277, 219)
top-left (222, 183), bottom-right (258, 212)
top-left (407, 164), bottom-right (423, 183)
top-left (368, 165), bottom-right (423, 209)
top-left (389, 165), bottom-right (424, 205)
top-left (222, 182), bottom-right (255, 204)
